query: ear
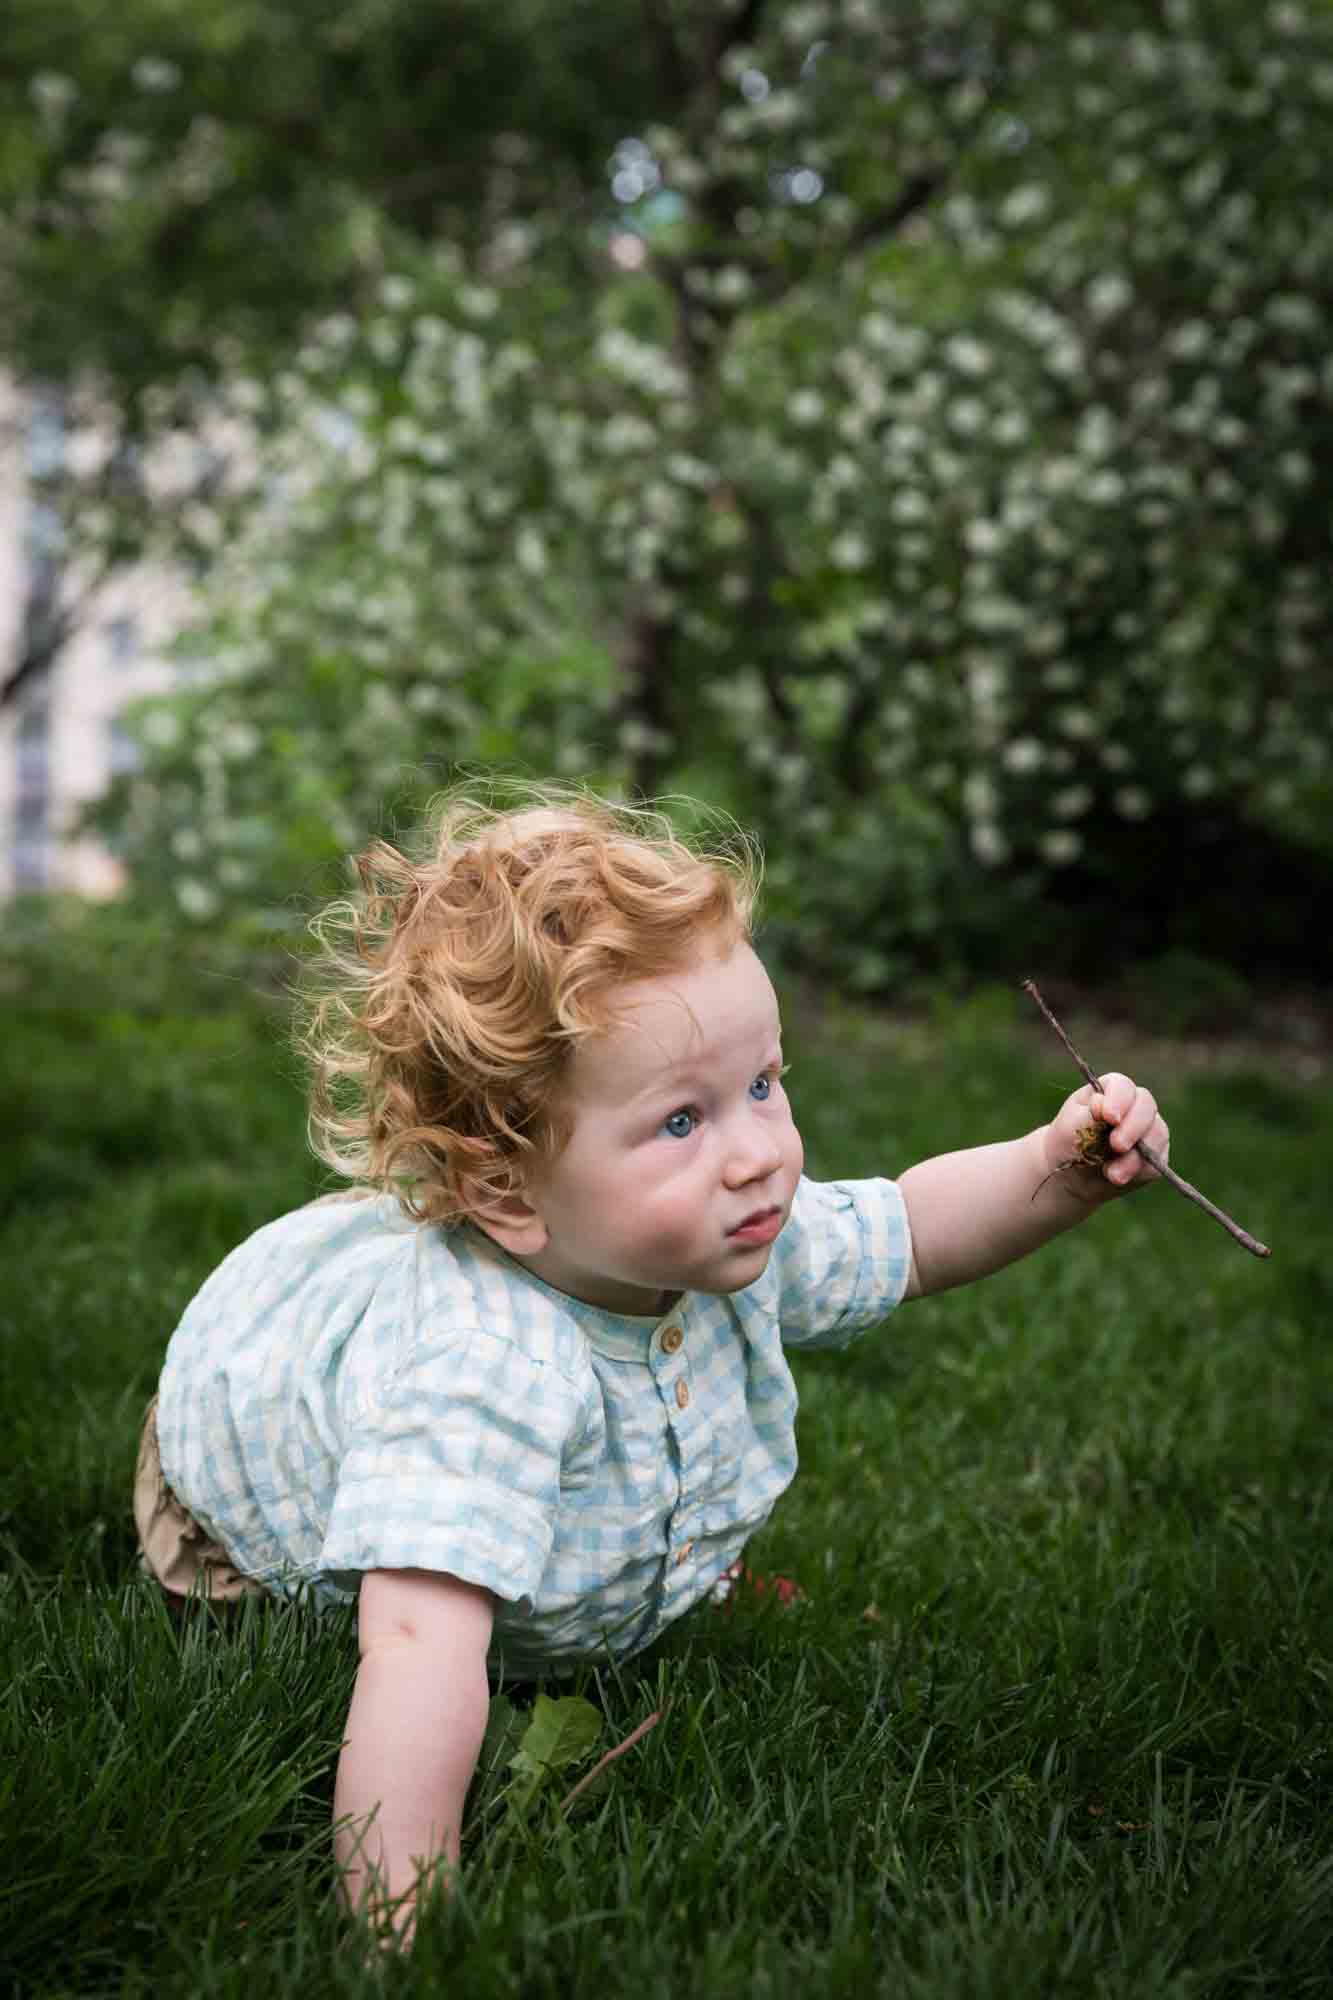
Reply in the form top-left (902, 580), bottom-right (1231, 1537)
top-left (465, 1186), bottom-right (551, 1257)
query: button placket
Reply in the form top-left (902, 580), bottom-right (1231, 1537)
top-left (658, 1317), bottom-right (697, 1582)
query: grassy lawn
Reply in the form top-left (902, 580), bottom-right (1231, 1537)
top-left (2, 963), bottom-right (1330, 1998)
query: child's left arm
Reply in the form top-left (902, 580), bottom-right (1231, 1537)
top-left (898, 1072), bottom-right (1167, 1300)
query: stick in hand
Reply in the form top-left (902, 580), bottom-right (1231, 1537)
top-left (1021, 979), bottom-right (1271, 1260)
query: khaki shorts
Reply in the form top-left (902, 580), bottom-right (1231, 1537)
top-left (133, 1395), bottom-right (266, 1605)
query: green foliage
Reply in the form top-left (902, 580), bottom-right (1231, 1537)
top-left (8, 0), bottom-right (1333, 979)
top-left (1124, 950), bottom-right (1255, 1038)
top-left (0, 0), bottom-right (668, 405)
top-left (501, 1693), bottom-right (604, 1815)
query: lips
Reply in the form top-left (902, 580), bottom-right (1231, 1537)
top-left (727, 1205), bottom-right (784, 1245)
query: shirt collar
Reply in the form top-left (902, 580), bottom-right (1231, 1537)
top-left (462, 1224), bottom-right (681, 1363)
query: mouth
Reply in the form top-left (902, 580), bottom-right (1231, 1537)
top-left (727, 1205), bottom-right (784, 1246)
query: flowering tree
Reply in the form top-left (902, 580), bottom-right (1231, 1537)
top-left (16, 0), bottom-right (1333, 979)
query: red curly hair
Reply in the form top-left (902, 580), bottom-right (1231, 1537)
top-left (296, 783), bottom-right (760, 1225)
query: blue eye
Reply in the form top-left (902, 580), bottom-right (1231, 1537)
top-left (663, 1109), bottom-right (696, 1139)
top-left (750, 1074), bottom-right (772, 1101)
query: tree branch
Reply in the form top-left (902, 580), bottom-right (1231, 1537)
top-left (640, 0), bottom-right (695, 103)
top-left (615, 601), bottom-right (678, 798)
top-left (1021, 980), bottom-right (1272, 1259)
top-left (706, 0), bottom-right (770, 77)
top-left (559, 1708), bottom-right (664, 1813)
top-left (843, 168), bottom-right (947, 259)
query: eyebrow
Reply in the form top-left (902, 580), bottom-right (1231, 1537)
top-left (632, 1033), bottom-right (785, 1102)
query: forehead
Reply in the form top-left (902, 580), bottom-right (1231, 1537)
top-left (572, 943), bottom-right (779, 1096)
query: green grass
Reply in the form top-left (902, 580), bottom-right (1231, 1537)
top-left (2, 972), bottom-right (1330, 1998)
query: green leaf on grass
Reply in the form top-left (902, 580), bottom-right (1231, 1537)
top-left (506, 1694), bottom-right (603, 1814)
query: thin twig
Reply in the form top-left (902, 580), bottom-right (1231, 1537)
top-left (1021, 980), bottom-right (1272, 1260)
top-left (559, 1709), bottom-right (665, 1813)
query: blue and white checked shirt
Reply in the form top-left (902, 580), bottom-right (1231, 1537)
top-left (155, 1174), bottom-right (912, 1676)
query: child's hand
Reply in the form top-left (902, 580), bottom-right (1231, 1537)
top-left (1042, 1072), bottom-right (1169, 1194)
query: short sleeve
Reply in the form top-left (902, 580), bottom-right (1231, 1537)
top-left (317, 1327), bottom-right (589, 1610)
top-left (768, 1175), bottom-right (913, 1350)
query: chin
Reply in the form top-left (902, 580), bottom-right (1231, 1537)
top-left (712, 1248), bottom-right (776, 1290)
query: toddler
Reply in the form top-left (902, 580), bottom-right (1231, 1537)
top-left (134, 786), bottom-right (1168, 1937)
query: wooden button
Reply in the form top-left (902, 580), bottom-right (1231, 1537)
top-left (661, 1324), bottom-right (684, 1353)
top-left (675, 1378), bottom-right (691, 1410)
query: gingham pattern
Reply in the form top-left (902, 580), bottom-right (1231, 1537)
top-left (155, 1174), bottom-right (912, 1676)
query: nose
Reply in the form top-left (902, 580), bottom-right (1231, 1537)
top-left (722, 1110), bottom-right (785, 1189)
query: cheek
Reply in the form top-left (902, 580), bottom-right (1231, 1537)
top-left (627, 1161), bottom-right (709, 1241)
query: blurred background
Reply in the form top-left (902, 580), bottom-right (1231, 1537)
top-left (2, 0), bottom-right (1331, 1019)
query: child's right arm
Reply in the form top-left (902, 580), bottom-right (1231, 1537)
top-left (334, 1566), bottom-right (495, 1943)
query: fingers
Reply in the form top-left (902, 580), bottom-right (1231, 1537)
top-left (1088, 1071), bottom-right (1168, 1186)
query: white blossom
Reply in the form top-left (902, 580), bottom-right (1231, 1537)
top-left (970, 822), bottom-right (1010, 865)
top-left (1086, 470), bottom-right (1126, 505)
top-left (964, 772), bottom-right (998, 818)
top-left (969, 596), bottom-right (1024, 634)
top-left (1168, 320), bottom-right (1212, 360)
top-left (665, 452), bottom-right (715, 487)
top-left (1003, 737), bottom-right (1044, 774)
top-left (515, 526), bottom-right (548, 575)
top-left (1026, 620), bottom-right (1066, 657)
top-left (458, 284), bottom-right (499, 320)
top-left (1182, 158), bottom-right (1224, 208)
top-left (752, 89), bottom-right (804, 131)
top-left (830, 531), bottom-right (871, 571)
top-left (1000, 184), bottom-right (1052, 228)
top-left (176, 878), bottom-right (219, 918)
top-left (1040, 829), bottom-right (1083, 864)
top-left (140, 710), bottom-right (181, 749)
top-left (1112, 784), bottom-right (1153, 819)
top-left (131, 56), bottom-right (181, 92)
top-left (1267, 293), bottom-right (1321, 334)
top-left (992, 409), bottom-right (1030, 447)
top-left (1087, 272), bottom-right (1133, 319)
top-left (965, 657), bottom-right (1004, 708)
top-left (965, 520), bottom-right (1004, 556)
top-left (601, 414), bottom-right (656, 454)
top-left (824, 453), bottom-right (860, 493)
top-left (1039, 457), bottom-right (1081, 495)
top-left (949, 397), bottom-right (988, 436)
top-left (714, 266), bottom-right (754, 304)
top-left (944, 335), bottom-right (993, 377)
top-left (597, 329), bottom-right (688, 397)
top-left (1077, 407), bottom-right (1116, 459)
top-left (219, 722), bottom-right (259, 760)
top-left (31, 71), bottom-right (78, 113)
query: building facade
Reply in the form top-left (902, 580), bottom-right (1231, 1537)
top-left (0, 376), bottom-right (188, 898)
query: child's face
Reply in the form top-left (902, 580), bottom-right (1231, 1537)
top-left (506, 939), bottom-right (804, 1316)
